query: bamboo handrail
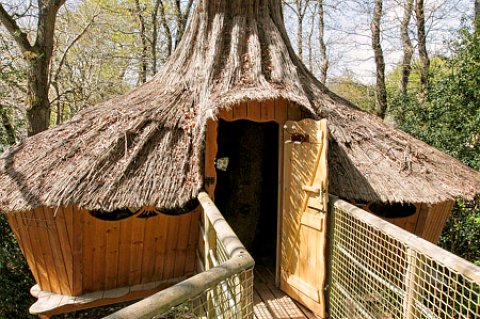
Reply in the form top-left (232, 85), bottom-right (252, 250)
top-left (103, 191), bottom-right (254, 319)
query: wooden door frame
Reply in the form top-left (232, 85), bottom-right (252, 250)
top-left (204, 99), bottom-right (305, 286)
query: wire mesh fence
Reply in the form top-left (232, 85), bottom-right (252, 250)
top-left (103, 192), bottom-right (254, 319)
top-left (329, 199), bottom-right (480, 319)
top-left (152, 269), bottom-right (254, 319)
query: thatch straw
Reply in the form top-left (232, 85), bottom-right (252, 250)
top-left (0, 0), bottom-right (478, 212)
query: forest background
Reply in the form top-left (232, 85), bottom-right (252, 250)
top-left (0, 0), bottom-right (479, 317)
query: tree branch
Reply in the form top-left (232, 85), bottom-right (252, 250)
top-left (0, 4), bottom-right (33, 53)
top-left (51, 12), bottom-right (99, 87)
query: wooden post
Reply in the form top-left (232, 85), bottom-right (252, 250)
top-left (203, 209), bottom-right (217, 318)
top-left (403, 248), bottom-right (417, 319)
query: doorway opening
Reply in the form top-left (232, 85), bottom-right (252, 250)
top-left (214, 119), bottom-right (279, 271)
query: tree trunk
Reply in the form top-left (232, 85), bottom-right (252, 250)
top-left (475, 0), bottom-right (480, 35)
top-left (0, 104), bottom-right (16, 145)
top-left (0, 0), bottom-right (66, 136)
top-left (307, 3), bottom-right (317, 70)
top-left (135, 0), bottom-right (148, 84)
top-left (174, 0), bottom-right (193, 48)
top-left (151, 0), bottom-right (161, 74)
top-left (295, 0), bottom-right (305, 61)
top-left (26, 50), bottom-right (52, 135)
top-left (371, 0), bottom-right (387, 119)
top-left (399, 0), bottom-right (414, 98)
top-left (318, 0), bottom-right (328, 83)
top-left (415, 0), bottom-right (429, 104)
top-left (156, 0), bottom-right (308, 105)
top-left (158, 0), bottom-right (173, 58)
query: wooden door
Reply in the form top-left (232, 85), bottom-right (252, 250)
top-left (280, 119), bottom-right (328, 317)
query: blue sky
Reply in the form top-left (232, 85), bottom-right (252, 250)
top-left (283, 0), bottom-right (473, 84)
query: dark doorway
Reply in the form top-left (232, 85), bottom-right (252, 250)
top-left (215, 119), bottom-right (279, 270)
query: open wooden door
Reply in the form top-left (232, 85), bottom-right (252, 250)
top-left (280, 119), bottom-right (328, 317)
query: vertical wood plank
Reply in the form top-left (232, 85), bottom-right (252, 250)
top-left (185, 209), bottom-right (201, 274)
top-left (247, 101), bottom-right (261, 121)
top-left (81, 211), bottom-right (95, 292)
top-left (33, 207), bottom-right (57, 292)
top-left (415, 201), bottom-right (454, 243)
top-left (140, 217), bottom-right (157, 284)
top-left (233, 102), bottom-right (248, 119)
top-left (261, 100), bottom-right (275, 121)
top-left (42, 207), bottom-right (71, 295)
top-left (71, 207), bottom-right (83, 295)
top-left (64, 207), bottom-right (75, 257)
top-left (117, 217), bottom-right (133, 288)
top-left (6, 213), bottom-right (42, 286)
top-left (153, 213), bottom-right (169, 281)
top-left (104, 218), bottom-right (120, 290)
top-left (163, 215), bottom-right (180, 280)
top-left (281, 119), bottom-right (327, 316)
top-left (92, 219), bottom-right (107, 291)
top-left (174, 213), bottom-right (192, 278)
top-left (274, 99), bottom-right (287, 124)
top-left (129, 218), bottom-right (145, 286)
top-left (53, 207), bottom-right (74, 294)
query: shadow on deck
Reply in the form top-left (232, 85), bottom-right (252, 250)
top-left (253, 266), bottom-right (316, 319)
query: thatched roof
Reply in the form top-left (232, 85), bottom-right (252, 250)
top-left (0, 0), bottom-right (479, 213)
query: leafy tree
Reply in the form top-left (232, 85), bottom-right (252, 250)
top-left (329, 71), bottom-right (376, 113)
top-left (0, 0), bottom-right (66, 135)
top-left (391, 31), bottom-right (480, 264)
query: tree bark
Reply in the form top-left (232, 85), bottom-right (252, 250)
top-left (0, 104), bottom-right (16, 145)
top-left (475, 0), bottom-right (480, 35)
top-left (318, 0), bottom-right (328, 83)
top-left (295, 0), bottom-right (306, 61)
top-left (399, 0), bottom-right (414, 98)
top-left (134, 0), bottom-right (148, 84)
top-left (174, 0), bottom-right (193, 48)
top-left (415, 0), bottom-right (429, 104)
top-left (0, 0), bottom-right (66, 136)
top-left (307, 3), bottom-right (317, 70)
top-left (371, 0), bottom-right (387, 119)
top-left (157, 0), bottom-right (173, 58)
top-left (151, 0), bottom-right (161, 74)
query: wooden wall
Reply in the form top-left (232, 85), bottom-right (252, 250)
top-left (5, 206), bottom-right (200, 296)
top-left (363, 201), bottom-right (454, 243)
top-left (414, 201), bottom-right (454, 243)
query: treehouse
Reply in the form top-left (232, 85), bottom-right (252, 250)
top-left (0, 0), bottom-right (479, 318)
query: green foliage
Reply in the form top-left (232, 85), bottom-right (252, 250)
top-left (392, 32), bottom-right (480, 171)
top-left (439, 199), bottom-right (480, 266)
top-left (0, 214), bottom-right (35, 319)
top-left (389, 30), bottom-right (480, 264)
top-left (0, 34), bottom-right (26, 148)
top-left (328, 71), bottom-right (376, 112)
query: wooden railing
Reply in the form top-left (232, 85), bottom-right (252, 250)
top-left (103, 192), bottom-right (254, 319)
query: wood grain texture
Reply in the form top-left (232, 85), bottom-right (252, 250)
top-left (415, 201), bottom-right (454, 243)
top-left (281, 119), bottom-right (328, 317)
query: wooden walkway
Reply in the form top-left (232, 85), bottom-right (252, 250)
top-left (253, 266), bottom-right (316, 319)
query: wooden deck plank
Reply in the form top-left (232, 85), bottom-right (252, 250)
top-left (253, 289), bottom-right (275, 319)
top-left (256, 283), bottom-right (291, 319)
top-left (253, 266), bottom-right (309, 319)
